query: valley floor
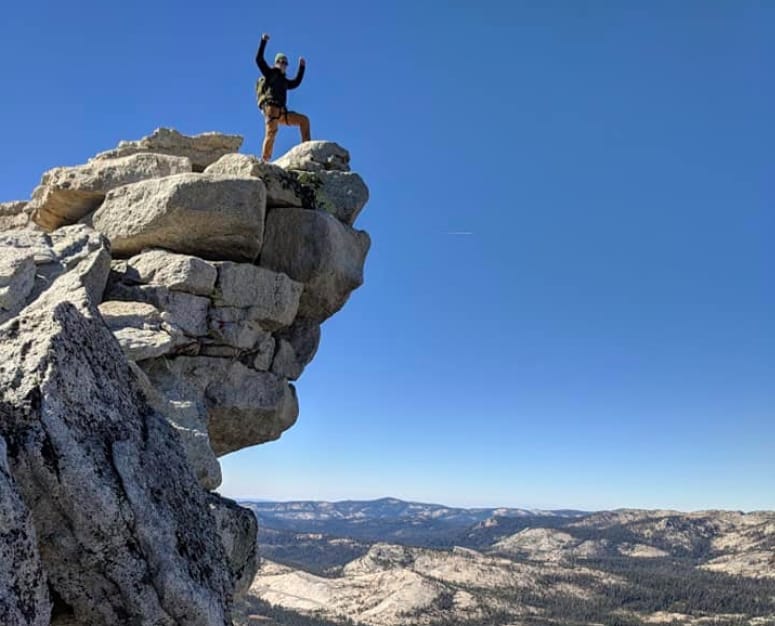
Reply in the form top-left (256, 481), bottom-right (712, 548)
top-left (235, 502), bottom-right (775, 626)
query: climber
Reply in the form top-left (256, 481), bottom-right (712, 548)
top-left (256, 33), bottom-right (311, 162)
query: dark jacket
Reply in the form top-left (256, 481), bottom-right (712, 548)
top-left (256, 39), bottom-right (305, 109)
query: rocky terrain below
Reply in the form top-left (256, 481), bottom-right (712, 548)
top-left (238, 500), bottom-right (775, 626)
top-left (0, 129), bottom-right (370, 625)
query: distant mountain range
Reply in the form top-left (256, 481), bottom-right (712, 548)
top-left (235, 498), bottom-right (775, 626)
top-left (241, 497), bottom-right (585, 547)
top-left (243, 496), bottom-right (585, 522)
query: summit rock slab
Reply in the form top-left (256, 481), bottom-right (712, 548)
top-left (205, 154), bottom-right (303, 208)
top-left (30, 153), bottom-right (192, 232)
top-left (93, 128), bottom-right (243, 172)
top-left (92, 128), bottom-right (243, 171)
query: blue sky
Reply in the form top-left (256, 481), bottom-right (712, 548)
top-left (1, 1), bottom-right (772, 511)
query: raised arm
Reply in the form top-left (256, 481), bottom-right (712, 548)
top-left (255, 34), bottom-right (271, 76)
top-left (287, 58), bottom-right (306, 89)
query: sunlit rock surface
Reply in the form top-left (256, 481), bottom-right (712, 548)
top-left (0, 129), bottom-right (370, 624)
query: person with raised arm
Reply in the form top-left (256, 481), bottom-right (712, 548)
top-left (255, 33), bottom-right (311, 162)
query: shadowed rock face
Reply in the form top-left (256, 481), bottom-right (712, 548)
top-left (0, 437), bottom-right (49, 625)
top-left (0, 280), bottom-right (234, 625)
top-left (141, 356), bottom-right (299, 457)
top-left (0, 129), bottom-right (370, 624)
top-left (261, 208), bottom-right (371, 322)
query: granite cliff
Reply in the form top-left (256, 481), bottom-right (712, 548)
top-left (0, 128), bottom-right (370, 625)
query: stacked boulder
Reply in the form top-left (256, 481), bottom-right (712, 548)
top-left (0, 129), bottom-right (370, 625)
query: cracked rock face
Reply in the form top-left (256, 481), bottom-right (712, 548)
top-left (0, 276), bottom-right (234, 625)
top-left (0, 225), bottom-right (111, 321)
top-left (0, 129), bottom-right (370, 624)
top-left (0, 437), bottom-right (49, 626)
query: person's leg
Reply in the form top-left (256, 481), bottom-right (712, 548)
top-left (262, 105), bottom-right (282, 161)
top-left (283, 111), bottom-right (311, 143)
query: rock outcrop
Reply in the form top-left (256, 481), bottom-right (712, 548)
top-left (273, 140), bottom-right (351, 172)
top-left (92, 128), bottom-right (243, 171)
top-left (261, 208), bottom-right (370, 321)
top-left (0, 129), bottom-right (370, 624)
top-left (92, 174), bottom-right (267, 261)
top-left (29, 153), bottom-right (192, 231)
top-left (0, 201), bottom-right (33, 231)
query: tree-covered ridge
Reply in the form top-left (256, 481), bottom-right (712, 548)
top-left (246, 502), bottom-right (775, 626)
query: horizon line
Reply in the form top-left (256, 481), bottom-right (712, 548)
top-left (229, 495), bottom-right (769, 515)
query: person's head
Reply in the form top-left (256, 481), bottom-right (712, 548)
top-left (274, 53), bottom-right (289, 74)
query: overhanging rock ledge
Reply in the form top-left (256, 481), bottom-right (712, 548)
top-left (0, 128), bottom-right (370, 625)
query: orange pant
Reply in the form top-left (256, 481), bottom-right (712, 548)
top-left (262, 104), bottom-right (311, 161)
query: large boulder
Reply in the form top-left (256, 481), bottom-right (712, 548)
top-left (29, 153), bottom-right (192, 232)
top-left (92, 174), bottom-right (266, 262)
top-left (274, 141), bottom-right (350, 172)
top-left (143, 356), bottom-right (298, 456)
top-left (260, 208), bottom-right (370, 322)
top-left (205, 154), bottom-right (368, 226)
top-left (0, 437), bottom-right (50, 626)
top-left (205, 154), bottom-right (303, 208)
top-left (92, 128), bottom-right (243, 171)
top-left (0, 260), bottom-right (237, 625)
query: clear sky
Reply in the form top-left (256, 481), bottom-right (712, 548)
top-left (1, 1), bottom-right (772, 511)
